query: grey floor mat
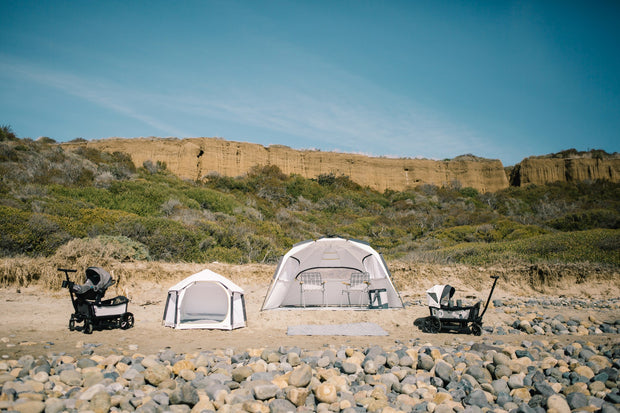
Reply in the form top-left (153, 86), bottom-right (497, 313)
top-left (287, 322), bottom-right (388, 336)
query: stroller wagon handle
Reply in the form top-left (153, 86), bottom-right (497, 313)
top-left (480, 275), bottom-right (500, 319)
top-left (58, 268), bottom-right (78, 307)
top-left (58, 268), bottom-right (77, 286)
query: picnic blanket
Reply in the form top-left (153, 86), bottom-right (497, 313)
top-left (286, 322), bottom-right (388, 336)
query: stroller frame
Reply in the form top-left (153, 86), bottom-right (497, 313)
top-left (422, 275), bottom-right (499, 336)
top-left (59, 268), bottom-right (134, 334)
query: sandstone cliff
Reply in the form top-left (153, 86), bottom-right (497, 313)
top-left (510, 152), bottom-right (620, 186)
top-left (62, 137), bottom-right (509, 192)
top-left (62, 138), bottom-right (619, 191)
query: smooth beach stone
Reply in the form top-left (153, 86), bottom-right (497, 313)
top-left (143, 364), bottom-right (170, 386)
top-left (493, 352), bottom-right (511, 366)
top-left (464, 365), bottom-right (492, 384)
top-left (418, 354), bottom-right (434, 371)
top-left (287, 352), bottom-right (301, 367)
top-left (140, 356), bottom-right (160, 369)
top-left (167, 404), bottom-right (190, 413)
top-left (78, 383), bottom-right (107, 401)
top-left (286, 387), bottom-right (310, 407)
top-left (289, 364), bottom-right (312, 387)
top-left (43, 398), bottom-right (65, 413)
top-left (566, 392), bottom-right (588, 410)
top-left (399, 355), bottom-right (414, 367)
top-left (434, 360), bottom-right (454, 384)
top-left (59, 369), bottom-right (82, 386)
top-left (30, 371), bottom-right (48, 383)
top-left (252, 382), bottom-right (280, 400)
top-left (363, 360), bottom-right (378, 374)
top-left (203, 381), bottom-right (230, 402)
top-left (172, 359), bottom-right (195, 375)
top-left (574, 365), bottom-right (595, 380)
top-left (269, 398), bottom-right (297, 413)
top-left (386, 352), bottom-right (400, 368)
top-left (546, 394), bottom-right (571, 413)
top-left (533, 381), bottom-right (556, 398)
top-left (510, 387), bottom-right (532, 402)
top-left (89, 390), bottom-right (111, 413)
top-left (10, 400), bottom-right (45, 413)
top-left (508, 373), bottom-right (525, 389)
top-left (491, 379), bottom-right (510, 395)
top-left (232, 366), bottom-right (253, 382)
top-left (493, 364), bottom-right (512, 379)
top-left (82, 370), bottom-right (104, 388)
top-left (76, 358), bottom-right (97, 369)
top-left (340, 362), bottom-right (358, 375)
top-left (314, 383), bottom-right (338, 404)
top-left (169, 383), bottom-right (199, 406)
top-left (588, 355), bottom-right (612, 372)
top-left (465, 389), bottom-right (491, 408)
top-left (226, 387), bottom-right (254, 405)
top-left (317, 356), bottom-right (331, 368)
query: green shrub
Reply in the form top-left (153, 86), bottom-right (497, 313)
top-left (184, 187), bottom-right (239, 214)
top-left (433, 229), bottom-right (619, 265)
top-left (0, 125), bottom-right (18, 141)
top-left (547, 209), bottom-right (619, 231)
top-left (0, 206), bottom-right (73, 256)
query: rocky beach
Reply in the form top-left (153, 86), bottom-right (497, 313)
top-left (1, 269), bottom-right (619, 413)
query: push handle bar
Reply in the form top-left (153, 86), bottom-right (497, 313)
top-left (480, 275), bottom-right (500, 318)
top-left (58, 268), bottom-right (77, 289)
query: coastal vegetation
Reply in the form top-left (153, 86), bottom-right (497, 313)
top-left (1, 135), bottom-right (618, 270)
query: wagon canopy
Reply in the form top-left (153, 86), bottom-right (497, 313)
top-left (426, 284), bottom-right (455, 308)
top-left (261, 237), bottom-right (403, 310)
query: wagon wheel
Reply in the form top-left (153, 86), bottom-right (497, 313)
top-left (69, 318), bottom-right (76, 331)
top-left (83, 321), bottom-right (94, 335)
top-left (426, 317), bottom-right (442, 334)
top-left (471, 323), bottom-right (482, 336)
top-left (120, 313), bottom-right (134, 330)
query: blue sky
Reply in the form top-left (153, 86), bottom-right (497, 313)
top-left (1, 1), bottom-right (618, 166)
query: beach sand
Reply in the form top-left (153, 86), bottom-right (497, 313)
top-left (2, 262), bottom-right (619, 359)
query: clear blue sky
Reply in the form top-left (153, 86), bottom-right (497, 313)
top-left (1, 0), bottom-right (618, 166)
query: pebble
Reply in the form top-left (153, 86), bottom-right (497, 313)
top-left (0, 336), bottom-right (617, 413)
top-left (0, 296), bottom-right (618, 412)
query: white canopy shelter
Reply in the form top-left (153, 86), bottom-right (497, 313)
top-left (163, 269), bottom-right (246, 330)
top-left (261, 237), bottom-right (403, 310)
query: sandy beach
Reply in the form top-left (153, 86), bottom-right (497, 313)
top-left (2, 263), bottom-right (619, 360)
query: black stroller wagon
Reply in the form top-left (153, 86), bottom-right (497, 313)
top-left (421, 275), bottom-right (499, 336)
top-left (59, 267), bottom-right (134, 334)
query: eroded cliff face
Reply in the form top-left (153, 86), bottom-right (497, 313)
top-left (62, 137), bottom-right (509, 192)
top-left (510, 156), bottom-right (620, 186)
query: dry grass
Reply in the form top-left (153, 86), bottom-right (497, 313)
top-left (1, 253), bottom-right (618, 300)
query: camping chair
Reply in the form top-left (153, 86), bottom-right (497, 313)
top-left (341, 272), bottom-right (370, 306)
top-left (299, 272), bottom-right (325, 307)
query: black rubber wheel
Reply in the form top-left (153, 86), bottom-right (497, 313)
top-left (120, 313), bottom-right (134, 330)
top-left (426, 317), bottom-right (442, 334)
top-left (69, 318), bottom-right (75, 331)
top-left (84, 321), bottom-right (94, 334)
top-left (471, 323), bottom-right (482, 336)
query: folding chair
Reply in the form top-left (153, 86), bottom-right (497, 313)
top-left (342, 272), bottom-right (370, 306)
top-left (299, 272), bottom-right (325, 307)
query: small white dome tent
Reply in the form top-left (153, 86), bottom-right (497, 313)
top-left (261, 237), bottom-right (404, 310)
top-left (163, 269), bottom-right (246, 330)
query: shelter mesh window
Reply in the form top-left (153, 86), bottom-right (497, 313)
top-left (180, 282), bottom-right (227, 323)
